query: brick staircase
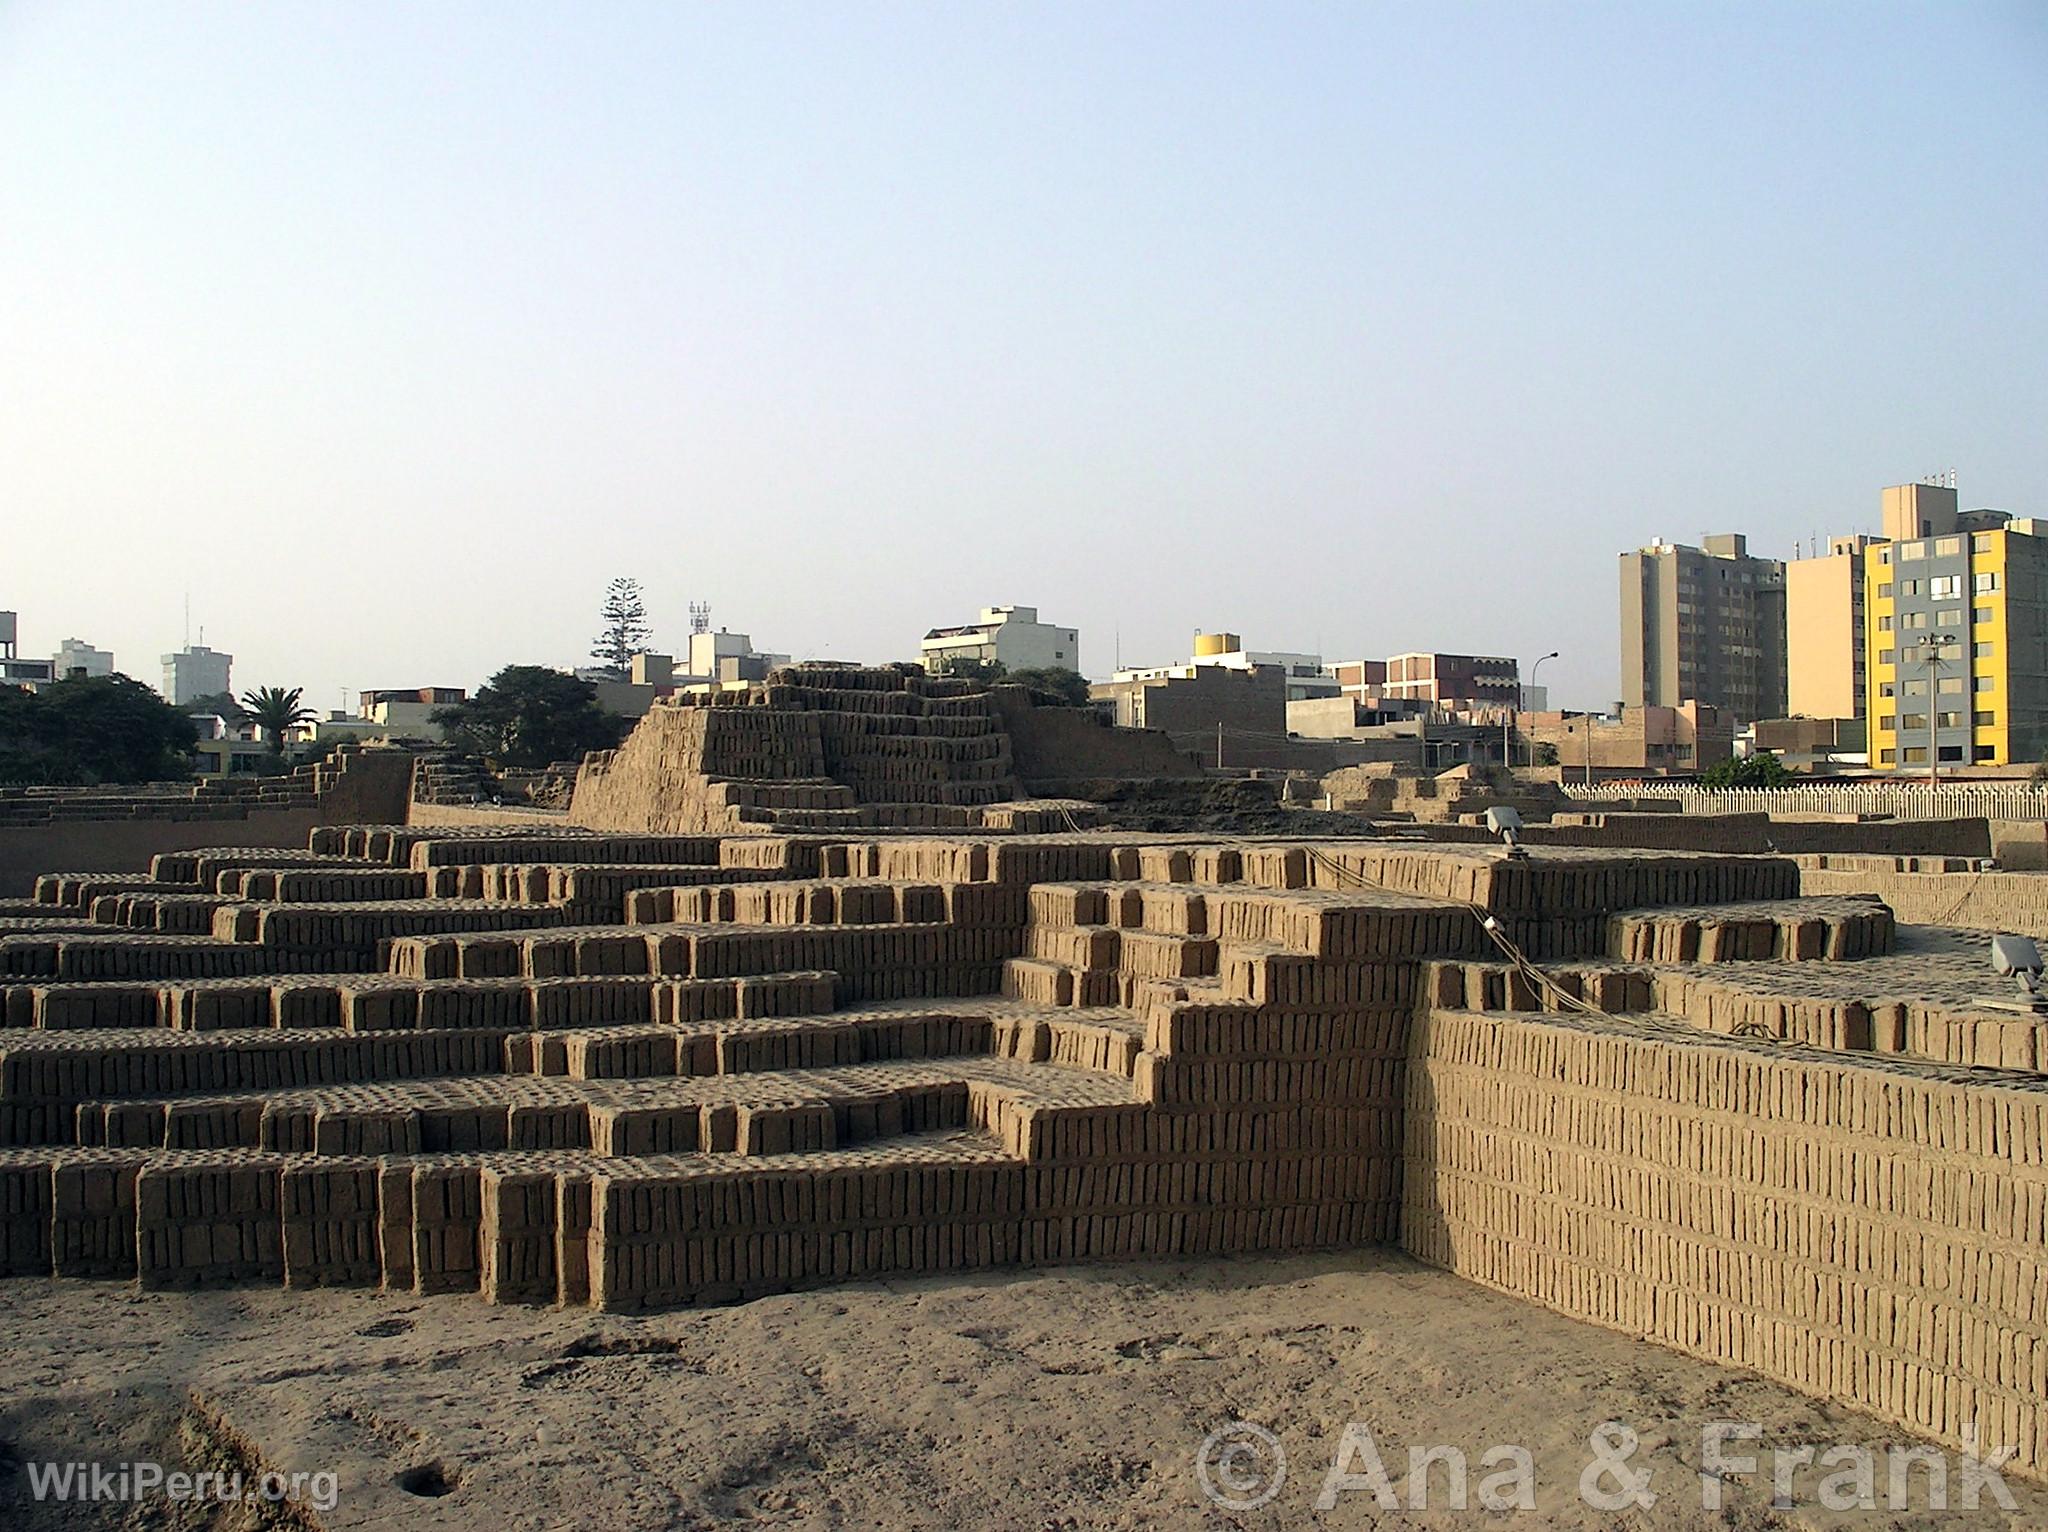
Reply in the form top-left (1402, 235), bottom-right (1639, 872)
top-left (0, 830), bottom-right (1904, 1312)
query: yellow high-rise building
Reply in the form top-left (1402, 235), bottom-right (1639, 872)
top-left (1863, 486), bottom-right (2048, 771)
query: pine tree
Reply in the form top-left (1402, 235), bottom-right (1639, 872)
top-left (591, 578), bottom-right (651, 680)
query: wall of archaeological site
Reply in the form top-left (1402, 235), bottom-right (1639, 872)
top-left (1801, 860), bottom-right (2048, 940)
top-left (0, 749), bottom-right (412, 899)
top-left (0, 667), bottom-right (2043, 1477)
top-left (1405, 1008), bottom-right (2046, 1475)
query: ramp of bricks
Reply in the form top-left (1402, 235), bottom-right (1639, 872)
top-left (1, 827), bottom-right (2044, 1475)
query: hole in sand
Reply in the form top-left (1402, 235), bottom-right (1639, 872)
top-left (395, 1461), bottom-right (456, 1497)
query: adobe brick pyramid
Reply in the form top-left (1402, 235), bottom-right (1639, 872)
top-left (570, 663), bottom-right (1077, 835)
top-left (4, 811), bottom-right (2045, 1475)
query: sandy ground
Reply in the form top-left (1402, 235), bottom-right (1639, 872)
top-left (1, 1252), bottom-right (2040, 1532)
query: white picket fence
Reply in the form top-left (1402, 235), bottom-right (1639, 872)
top-left (1569, 781), bottom-right (2048, 822)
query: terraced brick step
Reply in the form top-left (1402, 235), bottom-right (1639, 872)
top-left (0, 933), bottom-right (355, 981)
top-left (210, 898), bottom-right (569, 949)
top-left (394, 919), bottom-right (1013, 999)
top-left (1606, 896), bottom-right (1894, 963)
top-left (50, 1052), bottom-right (1133, 1159)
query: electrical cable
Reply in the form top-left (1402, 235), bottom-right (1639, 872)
top-left (1299, 844), bottom-right (1604, 1017)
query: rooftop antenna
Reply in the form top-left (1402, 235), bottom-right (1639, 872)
top-left (689, 602), bottom-right (711, 635)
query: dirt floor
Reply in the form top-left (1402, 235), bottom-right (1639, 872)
top-left (1, 1250), bottom-right (2040, 1531)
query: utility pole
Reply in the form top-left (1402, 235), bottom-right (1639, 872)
top-left (1922, 632), bottom-right (1959, 783)
top-left (1216, 721), bottom-right (1224, 770)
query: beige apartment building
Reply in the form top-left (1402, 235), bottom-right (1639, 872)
top-left (1785, 535), bottom-right (1875, 720)
top-left (1619, 533), bottom-right (1787, 724)
top-left (1521, 702), bottom-right (1733, 774)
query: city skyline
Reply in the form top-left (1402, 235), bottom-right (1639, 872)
top-left (4, 4), bottom-right (2044, 709)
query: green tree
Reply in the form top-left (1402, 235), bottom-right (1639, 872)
top-left (940, 657), bottom-right (1005, 684)
top-left (590, 577), bottom-right (652, 680)
top-left (186, 689), bottom-right (246, 722)
top-left (1002, 666), bottom-right (1091, 706)
top-left (1534, 742), bottom-right (1560, 767)
top-left (1700, 750), bottom-right (1791, 789)
top-left (0, 674), bottom-right (197, 784)
top-left (431, 666), bottom-right (630, 768)
top-left (239, 685), bottom-right (317, 749)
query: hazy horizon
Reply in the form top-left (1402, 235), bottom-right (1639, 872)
top-left (4, 2), bottom-right (2044, 713)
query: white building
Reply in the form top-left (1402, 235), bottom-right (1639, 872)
top-left (920, 606), bottom-right (1079, 676)
top-left (358, 687), bottom-right (464, 740)
top-left (162, 644), bottom-right (233, 705)
top-left (681, 629), bottom-right (789, 687)
top-left (54, 638), bottom-right (113, 679)
top-left (1182, 632), bottom-right (1338, 702)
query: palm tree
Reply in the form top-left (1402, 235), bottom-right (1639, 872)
top-left (239, 685), bottom-right (317, 751)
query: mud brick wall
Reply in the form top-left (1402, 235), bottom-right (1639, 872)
top-left (1404, 1009), bottom-right (2048, 1477)
top-left (1530, 812), bottom-right (1992, 859)
top-left (1801, 865), bottom-right (2048, 939)
top-left (136, 1157), bottom-right (286, 1288)
top-left (569, 666), bottom-right (1027, 834)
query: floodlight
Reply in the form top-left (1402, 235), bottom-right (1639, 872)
top-left (1485, 805), bottom-right (1526, 859)
top-left (1989, 933), bottom-right (2047, 1012)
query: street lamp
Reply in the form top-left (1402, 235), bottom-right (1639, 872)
top-left (1917, 632), bottom-right (1961, 783)
top-left (1520, 651), bottom-right (1559, 768)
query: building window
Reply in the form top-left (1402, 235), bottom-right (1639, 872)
top-left (1904, 746), bottom-right (1928, 763)
top-left (1879, 682), bottom-right (1896, 698)
top-left (1936, 536), bottom-right (1963, 556)
top-left (1975, 710), bottom-right (1997, 726)
top-left (1939, 676), bottom-right (1964, 693)
top-left (1878, 615), bottom-right (1893, 631)
top-left (1929, 574), bottom-right (1962, 599)
top-left (1878, 547), bottom-right (1891, 564)
top-left (1877, 582), bottom-right (1894, 598)
top-left (1876, 714), bottom-right (1895, 732)
top-left (1939, 745), bottom-right (1965, 761)
top-left (1974, 606), bottom-right (1992, 624)
top-left (1976, 676), bottom-right (1994, 692)
top-left (1900, 714), bottom-right (1926, 731)
top-left (1972, 533), bottom-right (1994, 552)
top-left (1975, 642), bottom-right (1996, 658)
top-left (1903, 680), bottom-right (1927, 696)
top-left (1974, 571), bottom-right (2001, 592)
top-left (1937, 609), bottom-right (1964, 626)
top-left (1880, 748), bottom-right (1896, 763)
top-left (1900, 541), bottom-right (1927, 561)
top-left (1937, 711), bottom-right (1962, 728)
top-left (1904, 612), bottom-right (1929, 629)
top-left (1901, 579), bottom-right (1921, 596)
top-left (1878, 649), bottom-right (1895, 665)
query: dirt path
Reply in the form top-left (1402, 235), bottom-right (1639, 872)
top-left (1, 1251), bottom-right (2037, 1530)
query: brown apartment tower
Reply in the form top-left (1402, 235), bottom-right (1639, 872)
top-left (1619, 533), bottom-right (1787, 724)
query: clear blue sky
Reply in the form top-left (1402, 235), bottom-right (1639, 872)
top-left (4, 2), bottom-right (2043, 711)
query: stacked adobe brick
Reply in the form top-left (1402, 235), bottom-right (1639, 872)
top-left (569, 665), bottom-right (1020, 836)
top-left (0, 826), bottom-right (2040, 1475)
